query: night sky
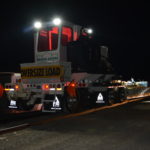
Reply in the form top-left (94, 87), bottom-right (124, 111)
top-left (0, 1), bottom-right (149, 81)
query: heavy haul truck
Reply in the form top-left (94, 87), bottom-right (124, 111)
top-left (2, 18), bottom-right (150, 112)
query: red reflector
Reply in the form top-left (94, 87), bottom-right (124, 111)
top-left (57, 84), bottom-right (61, 88)
top-left (64, 82), bottom-right (70, 86)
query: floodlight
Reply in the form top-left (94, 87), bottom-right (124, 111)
top-left (34, 21), bottom-right (42, 29)
top-left (53, 18), bottom-right (62, 25)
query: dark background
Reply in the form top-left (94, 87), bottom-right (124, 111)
top-left (0, 1), bottom-right (149, 81)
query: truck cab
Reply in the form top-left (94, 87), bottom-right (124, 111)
top-left (34, 19), bottom-right (82, 63)
top-left (34, 19), bottom-right (113, 74)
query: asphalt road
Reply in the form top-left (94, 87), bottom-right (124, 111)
top-left (1, 99), bottom-right (150, 150)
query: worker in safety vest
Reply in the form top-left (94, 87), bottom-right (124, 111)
top-left (66, 80), bottom-right (77, 97)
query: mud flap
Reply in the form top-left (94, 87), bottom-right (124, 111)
top-left (9, 100), bottom-right (18, 109)
top-left (96, 93), bottom-right (105, 104)
top-left (42, 94), bottom-right (62, 112)
top-left (51, 96), bottom-right (62, 111)
top-left (90, 91), bottom-right (108, 107)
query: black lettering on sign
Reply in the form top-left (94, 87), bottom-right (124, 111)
top-left (46, 67), bottom-right (61, 76)
top-left (21, 66), bottom-right (63, 78)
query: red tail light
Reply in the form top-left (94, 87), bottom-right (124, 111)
top-left (42, 84), bottom-right (49, 90)
top-left (49, 84), bottom-right (52, 88)
top-left (64, 82), bottom-right (70, 86)
top-left (15, 85), bottom-right (19, 90)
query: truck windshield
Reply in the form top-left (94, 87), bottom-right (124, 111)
top-left (38, 27), bottom-right (59, 52)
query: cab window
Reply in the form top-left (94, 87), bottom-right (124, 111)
top-left (38, 30), bottom-right (49, 52)
top-left (38, 27), bottom-right (59, 52)
top-left (61, 27), bottom-right (73, 46)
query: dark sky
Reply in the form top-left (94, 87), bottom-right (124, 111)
top-left (0, 1), bottom-right (149, 80)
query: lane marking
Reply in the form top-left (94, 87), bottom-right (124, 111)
top-left (0, 124), bottom-right (30, 135)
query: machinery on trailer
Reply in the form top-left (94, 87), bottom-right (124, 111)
top-left (4, 18), bottom-right (150, 112)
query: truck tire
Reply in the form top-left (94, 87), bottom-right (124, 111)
top-left (64, 89), bottom-right (81, 113)
top-left (108, 98), bottom-right (115, 105)
top-left (66, 96), bottom-right (80, 113)
top-left (0, 91), bottom-right (9, 112)
top-left (118, 88), bottom-right (127, 102)
top-left (107, 90), bottom-right (115, 105)
top-left (63, 88), bottom-right (81, 113)
top-left (0, 84), bottom-right (9, 112)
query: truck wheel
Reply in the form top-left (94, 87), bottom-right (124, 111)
top-left (119, 97), bottom-right (126, 103)
top-left (119, 88), bottom-right (127, 103)
top-left (0, 91), bottom-right (9, 112)
top-left (107, 90), bottom-right (115, 105)
top-left (108, 99), bottom-right (115, 105)
top-left (66, 96), bottom-right (80, 113)
top-left (64, 86), bottom-right (81, 113)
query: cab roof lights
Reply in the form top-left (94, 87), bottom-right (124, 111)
top-left (87, 28), bottom-right (93, 34)
top-left (34, 21), bottom-right (42, 29)
top-left (52, 18), bottom-right (62, 26)
top-left (33, 18), bottom-right (93, 34)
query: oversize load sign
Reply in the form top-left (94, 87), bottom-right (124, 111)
top-left (21, 65), bottom-right (64, 79)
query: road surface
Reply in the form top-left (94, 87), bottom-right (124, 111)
top-left (0, 99), bottom-right (150, 150)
